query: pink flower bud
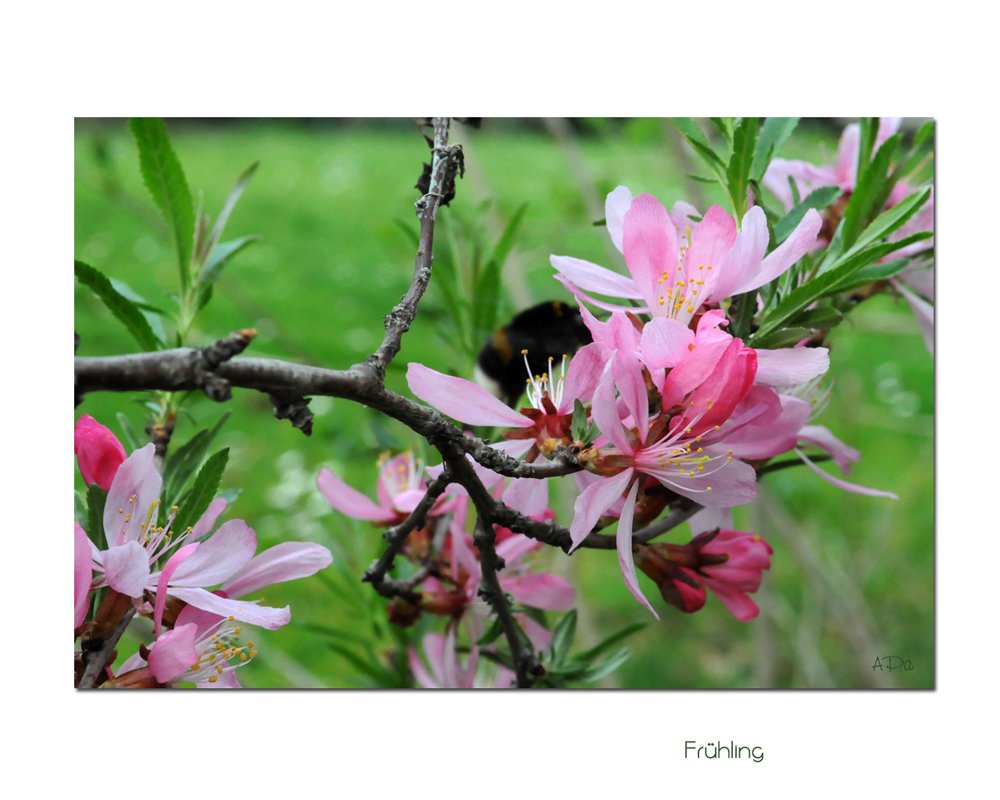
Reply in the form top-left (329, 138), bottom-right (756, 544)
top-left (75, 414), bottom-right (127, 491)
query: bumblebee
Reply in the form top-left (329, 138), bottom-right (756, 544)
top-left (475, 300), bottom-right (593, 407)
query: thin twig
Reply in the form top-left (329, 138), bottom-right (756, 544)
top-left (362, 475), bottom-right (452, 599)
top-left (78, 608), bottom-right (136, 689)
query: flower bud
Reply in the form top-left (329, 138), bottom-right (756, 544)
top-left (75, 415), bottom-right (127, 491)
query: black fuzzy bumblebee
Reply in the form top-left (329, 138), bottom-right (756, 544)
top-left (475, 300), bottom-right (593, 407)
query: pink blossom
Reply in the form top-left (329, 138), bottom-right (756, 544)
top-left (318, 450), bottom-right (449, 524)
top-left (115, 604), bottom-right (256, 688)
top-left (552, 188), bottom-right (820, 327)
top-left (570, 343), bottom-right (774, 616)
top-left (407, 355), bottom-right (598, 516)
top-left (75, 414), bottom-right (127, 491)
top-left (763, 118), bottom-right (902, 211)
top-left (74, 523), bottom-right (91, 628)
top-left (408, 628), bottom-right (479, 689)
top-left (152, 521), bottom-right (333, 634)
top-left (634, 528), bottom-right (773, 621)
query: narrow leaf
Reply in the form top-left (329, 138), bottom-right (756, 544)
top-left (753, 117), bottom-right (799, 181)
top-left (162, 411), bottom-right (231, 509)
top-left (203, 161), bottom-right (259, 261)
top-left (726, 117), bottom-right (759, 218)
top-left (86, 484), bottom-right (107, 546)
top-left (570, 622), bottom-right (646, 665)
top-left (751, 327), bottom-right (812, 350)
top-left (172, 448), bottom-right (229, 535)
top-left (829, 258), bottom-right (914, 294)
top-left (74, 261), bottom-right (160, 351)
top-left (116, 412), bottom-right (144, 452)
top-left (550, 609), bottom-right (578, 667)
top-left (774, 187), bottom-right (842, 244)
top-left (578, 647), bottom-right (633, 683)
top-left (571, 399), bottom-right (588, 442)
top-left (476, 617), bottom-right (505, 646)
top-left (129, 118), bottom-right (195, 286)
top-left (788, 306), bottom-right (843, 330)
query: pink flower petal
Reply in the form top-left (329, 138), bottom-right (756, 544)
top-left (709, 206), bottom-right (769, 301)
top-left (640, 316), bottom-right (695, 370)
top-left (168, 519), bottom-right (257, 588)
top-left (688, 507), bottom-right (735, 536)
top-left (798, 424), bottom-right (860, 474)
top-left (495, 533), bottom-right (542, 566)
top-left (155, 541), bottom-right (199, 635)
top-left (591, 366), bottom-right (633, 455)
top-left (751, 209), bottom-right (822, 291)
top-left (549, 255), bottom-right (643, 299)
top-left (407, 363), bottom-right (532, 428)
top-left (215, 541), bottom-right (333, 600)
top-left (74, 523), bottom-right (92, 627)
top-left (148, 623), bottom-right (200, 684)
top-left (569, 468), bottom-right (634, 551)
top-left (754, 346), bottom-right (830, 387)
top-left (102, 541), bottom-right (151, 598)
top-left (794, 448), bottom-right (898, 499)
top-left (167, 586), bottom-right (292, 630)
top-left (103, 444), bottom-right (162, 548)
top-left (503, 474), bottom-right (549, 517)
top-left (502, 573), bottom-right (576, 611)
top-left (616, 481), bottom-right (658, 618)
top-left (623, 193), bottom-right (678, 310)
top-left (894, 281), bottom-right (934, 355)
top-left (516, 613), bottom-right (553, 652)
top-left (703, 578), bottom-right (760, 622)
top-left (682, 204), bottom-right (737, 286)
top-left (317, 467), bottom-right (393, 522)
top-left (605, 185), bottom-right (633, 253)
top-left (559, 342), bottom-right (605, 411)
top-left (190, 498), bottom-right (228, 541)
top-left (392, 489), bottom-right (426, 514)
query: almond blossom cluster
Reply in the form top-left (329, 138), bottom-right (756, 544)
top-left (395, 187), bottom-right (896, 628)
top-left (74, 415), bottom-right (333, 688)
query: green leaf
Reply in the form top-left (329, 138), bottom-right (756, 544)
top-left (855, 117), bottom-right (879, 189)
top-left (847, 188), bottom-right (932, 256)
top-left (476, 617), bottom-right (505, 646)
top-left (828, 258), bottom-right (914, 294)
top-left (196, 235), bottom-right (260, 311)
top-left (116, 413), bottom-right (144, 452)
top-left (550, 609), bottom-right (577, 667)
top-left (488, 202), bottom-right (528, 273)
top-left (753, 117), bottom-right (799, 181)
top-left (109, 277), bottom-right (167, 344)
top-left (773, 187), bottom-right (842, 244)
top-left (162, 411), bottom-right (231, 509)
top-left (74, 261), bottom-right (161, 351)
top-left (840, 133), bottom-right (902, 247)
top-left (172, 448), bottom-right (229, 535)
top-left (754, 231), bottom-right (928, 342)
top-left (129, 118), bottom-right (195, 287)
top-left (578, 647), bottom-right (633, 683)
top-left (671, 118), bottom-right (729, 183)
top-left (709, 117), bottom-right (734, 144)
top-left (477, 648), bottom-right (515, 671)
top-left (570, 622), bottom-right (646, 666)
top-left (726, 117), bottom-right (759, 218)
top-left (686, 173), bottom-right (718, 184)
top-left (571, 399), bottom-right (588, 442)
top-left (750, 327), bottom-right (812, 350)
top-left (75, 491), bottom-right (89, 531)
top-left (86, 484), bottom-right (107, 546)
top-left (202, 161), bottom-right (259, 262)
top-left (788, 306), bottom-right (843, 330)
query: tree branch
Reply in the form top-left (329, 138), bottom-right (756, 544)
top-left (369, 117), bottom-right (458, 378)
top-left (362, 474), bottom-right (452, 600)
top-left (78, 607), bottom-right (136, 689)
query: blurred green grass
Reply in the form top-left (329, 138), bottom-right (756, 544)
top-left (74, 119), bottom-right (933, 688)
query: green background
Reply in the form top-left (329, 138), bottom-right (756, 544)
top-left (74, 119), bottom-right (933, 688)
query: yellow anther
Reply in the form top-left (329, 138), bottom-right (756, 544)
top-left (706, 486), bottom-right (713, 491)
top-left (216, 665), bottom-right (224, 674)
top-left (208, 675), bottom-right (218, 683)
top-left (190, 663), bottom-right (201, 671)
top-left (727, 457), bottom-right (733, 461)
top-left (250, 650), bottom-right (258, 658)
top-left (521, 349), bottom-right (528, 354)
top-left (240, 653), bottom-right (248, 662)
top-left (752, 534), bottom-right (761, 542)
top-left (247, 641), bottom-right (254, 648)
top-left (234, 627), bottom-right (241, 635)
top-left (228, 616), bottom-right (235, 622)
